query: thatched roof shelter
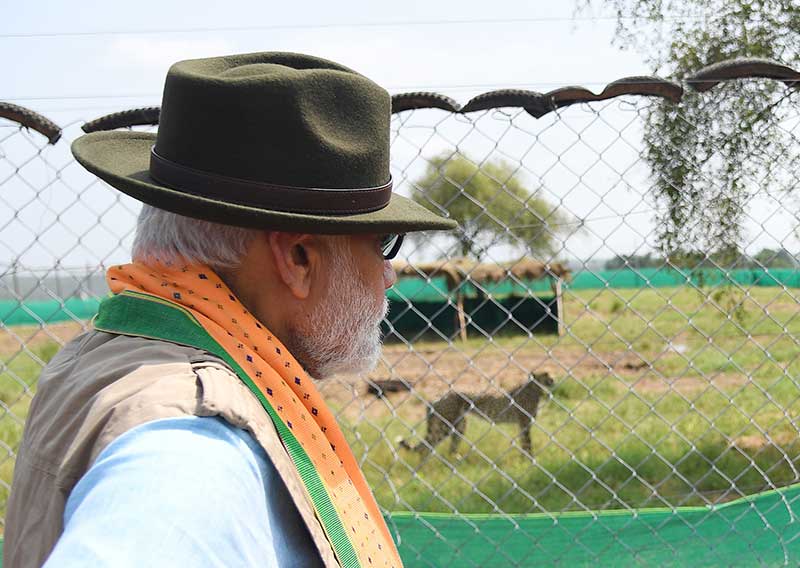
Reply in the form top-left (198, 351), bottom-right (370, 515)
top-left (390, 257), bottom-right (570, 340)
top-left (392, 257), bottom-right (571, 291)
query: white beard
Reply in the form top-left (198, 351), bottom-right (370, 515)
top-left (288, 242), bottom-right (389, 379)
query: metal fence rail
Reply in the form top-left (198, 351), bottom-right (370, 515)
top-left (2, 57), bottom-right (800, 566)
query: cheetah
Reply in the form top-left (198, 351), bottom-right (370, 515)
top-left (400, 373), bottom-right (554, 455)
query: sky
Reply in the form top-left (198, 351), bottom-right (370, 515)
top-left (2, 0), bottom-right (797, 273)
top-left (5, 1), bottom-right (646, 110)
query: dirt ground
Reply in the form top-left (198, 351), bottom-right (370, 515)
top-left (316, 342), bottom-right (751, 422)
top-left (0, 322), bottom-right (87, 357)
top-left (1, 322), bottom-right (753, 423)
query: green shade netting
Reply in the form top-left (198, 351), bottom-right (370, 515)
top-left (0, 297), bottom-right (102, 326)
top-left (566, 267), bottom-right (800, 291)
top-left (387, 483), bottom-right (800, 567)
top-left (4, 267), bottom-right (799, 326)
top-left (2, 478), bottom-right (797, 567)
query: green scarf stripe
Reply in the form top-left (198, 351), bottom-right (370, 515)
top-left (94, 292), bottom-right (360, 568)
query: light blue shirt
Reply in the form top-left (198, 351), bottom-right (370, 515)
top-left (44, 416), bottom-right (324, 567)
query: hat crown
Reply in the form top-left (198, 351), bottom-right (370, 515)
top-left (153, 52), bottom-right (391, 189)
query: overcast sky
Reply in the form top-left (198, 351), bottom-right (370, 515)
top-left (2, 1), bottom-right (796, 272)
top-left (5, 1), bottom-right (646, 109)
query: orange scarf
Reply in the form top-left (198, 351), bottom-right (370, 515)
top-left (105, 262), bottom-right (402, 568)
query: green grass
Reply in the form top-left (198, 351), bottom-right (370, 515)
top-left (3, 285), bottom-right (800, 519)
top-left (344, 286), bottom-right (800, 514)
top-left (346, 375), bottom-right (800, 514)
top-left (0, 340), bottom-right (56, 523)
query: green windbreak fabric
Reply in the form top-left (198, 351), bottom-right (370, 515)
top-left (0, 297), bottom-right (102, 326)
top-left (388, 268), bottom-right (800, 301)
top-left (388, 277), bottom-right (554, 302)
top-left (387, 483), bottom-right (800, 567)
top-left (4, 268), bottom-right (799, 326)
top-left (566, 267), bottom-right (800, 291)
top-left (2, 488), bottom-right (795, 567)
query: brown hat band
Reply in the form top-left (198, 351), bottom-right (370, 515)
top-left (149, 147), bottom-right (393, 215)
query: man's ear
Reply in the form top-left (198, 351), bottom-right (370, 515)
top-left (266, 232), bottom-right (322, 300)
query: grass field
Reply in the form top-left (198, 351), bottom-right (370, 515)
top-left (335, 285), bottom-right (800, 514)
top-left (2, 285), bottom-right (800, 521)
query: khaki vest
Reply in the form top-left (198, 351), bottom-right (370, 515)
top-left (4, 330), bottom-right (339, 567)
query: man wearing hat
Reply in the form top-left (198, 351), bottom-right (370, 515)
top-left (4, 52), bottom-right (454, 567)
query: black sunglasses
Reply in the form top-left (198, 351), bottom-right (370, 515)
top-left (380, 234), bottom-right (405, 260)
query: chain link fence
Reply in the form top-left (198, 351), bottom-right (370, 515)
top-left (2, 58), bottom-right (800, 565)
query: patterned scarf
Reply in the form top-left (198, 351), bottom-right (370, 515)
top-left (98, 262), bottom-right (402, 568)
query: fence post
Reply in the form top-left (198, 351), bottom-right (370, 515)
top-left (555, 277), bottom-right (565, 337)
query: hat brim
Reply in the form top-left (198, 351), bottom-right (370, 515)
top-left (72, 131), bottom-right (457, 234)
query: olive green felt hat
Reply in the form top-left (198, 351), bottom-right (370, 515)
top-left (72, 52), bottom-right (456, 234)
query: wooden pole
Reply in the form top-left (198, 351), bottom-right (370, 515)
top-left (456, 292), bottom-right (468, 342)
top-left (555, 278), bottom-right (565, 337)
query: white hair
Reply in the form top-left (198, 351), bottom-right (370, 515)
top-left (288, 236), bottom-right (389, 378)
top-left (133, 209), bottom-right (387, 378)
top-left (132, 205), bottom-right (259, 268)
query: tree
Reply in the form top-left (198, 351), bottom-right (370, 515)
top-left (604, 253), bottom-right (664, 270)
top-left (412, 153), bottom-right (570, 259)
top-left (751, 247), bottom-right (799, 268)
top-left (669, 245), bottom-right (746, 269)
top-left (602, 246), bottom-right (800, 270)
top-left (578, 0), bottom-right (800, 256)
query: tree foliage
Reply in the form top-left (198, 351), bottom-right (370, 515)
top-left (412, 153), bottom-right (570, 259)
top-left (604, 252), bottom-right (663, 270)
top-left (604, 247), bottom-right (799, 270)
top-left (578, 0), bottom-right (800, 256)
top-left (752, 247), bottom-right (799, 268)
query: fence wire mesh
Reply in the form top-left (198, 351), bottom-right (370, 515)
top-left (2, 65), bottom-right (800, 566)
